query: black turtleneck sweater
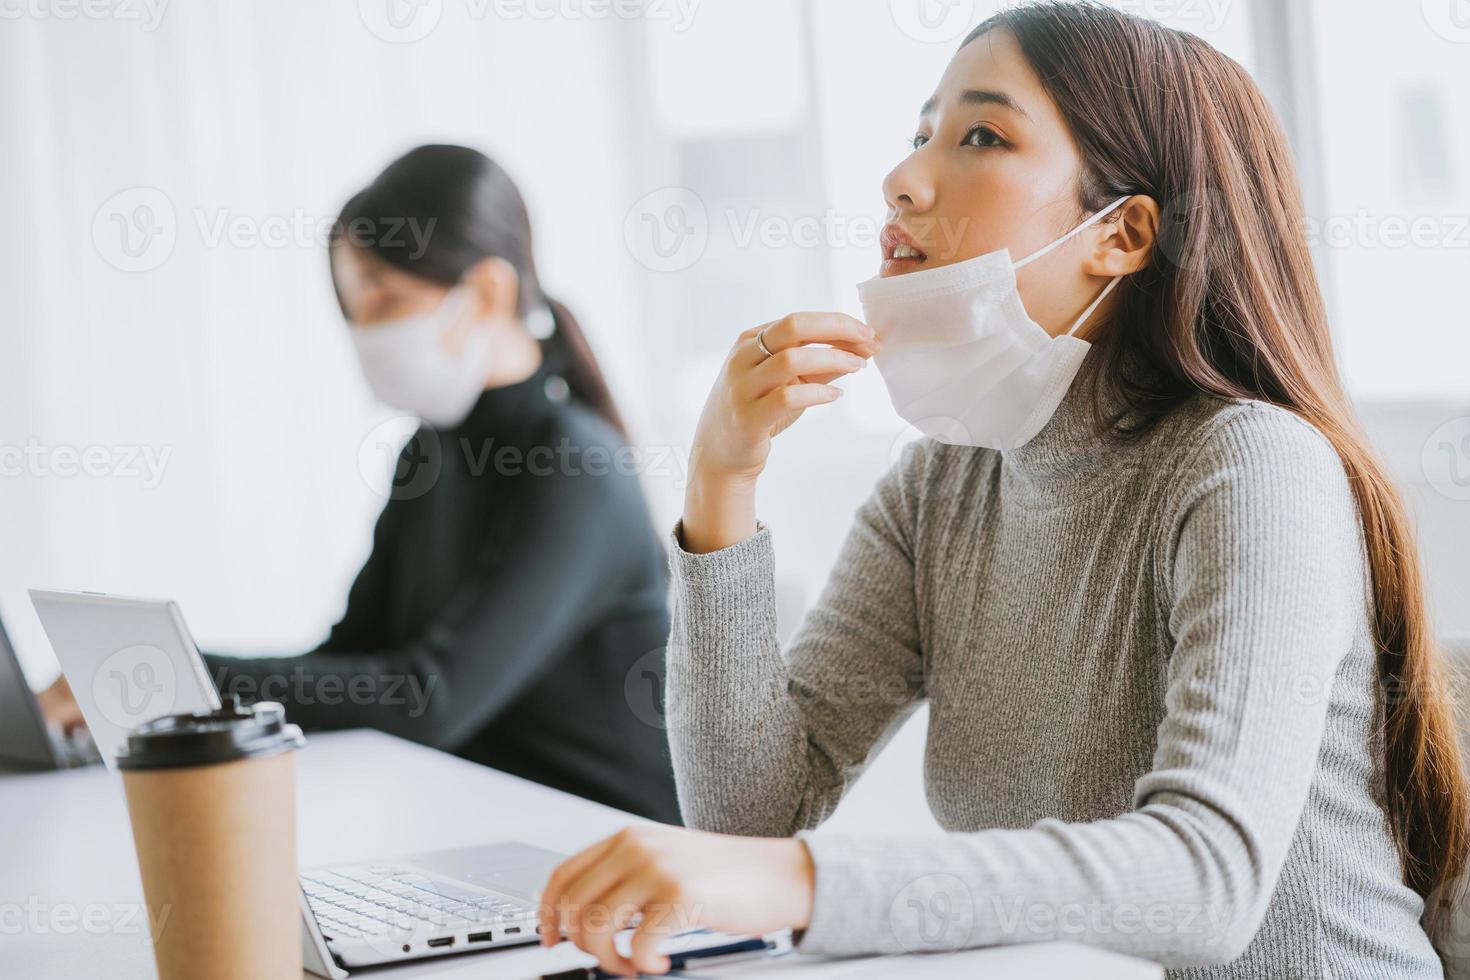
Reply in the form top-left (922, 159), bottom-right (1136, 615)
top-left (206, 357), bottom-right (680, 824)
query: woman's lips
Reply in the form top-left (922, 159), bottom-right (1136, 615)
top-left (880, 225), bottom-right (928, 277)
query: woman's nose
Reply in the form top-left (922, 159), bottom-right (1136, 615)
top-left (882, 154), bottom-right (935, 214)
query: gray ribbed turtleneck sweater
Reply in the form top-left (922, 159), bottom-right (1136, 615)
top-left (664, 378), bottom-right (1442, 978)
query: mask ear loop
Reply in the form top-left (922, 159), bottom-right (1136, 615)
top-left (1065, 274), bottom-right (1123, 337)
top-left (1008, 195), bottom-right (1131, 338)
top-left (1012, 195), bottom-right (1131, 270)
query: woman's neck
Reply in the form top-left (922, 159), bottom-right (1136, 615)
top-left (481, 318), bottom-right (544, 391)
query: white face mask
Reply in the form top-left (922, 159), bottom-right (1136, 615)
top-left (348, 285), bottom-right (493, 428)
top-left (857, 196), bottom-right (1130, 450)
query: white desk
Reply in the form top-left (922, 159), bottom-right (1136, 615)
top-left (0, 730), bottom-right (1161, 979)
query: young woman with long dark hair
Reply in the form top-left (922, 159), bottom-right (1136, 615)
top-left (194, 146), bottom-right (679, 821)
top-left (537, 5), bottom-right (1466, 975)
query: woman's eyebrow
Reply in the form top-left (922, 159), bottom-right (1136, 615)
top-left (920, 89), bottom-right (1033, 122)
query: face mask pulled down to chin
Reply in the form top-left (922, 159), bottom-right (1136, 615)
top-left (857, 196), bottom-right (1129, 451)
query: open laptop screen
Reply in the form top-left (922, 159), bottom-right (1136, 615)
top-left (0, 616), bottom-right (62, 769)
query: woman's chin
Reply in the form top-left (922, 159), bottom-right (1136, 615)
top-left (879, 257), bottom-right (928, 278)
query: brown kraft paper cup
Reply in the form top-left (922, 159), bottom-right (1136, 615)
top-left (117, 700), bottom-right (306, 980)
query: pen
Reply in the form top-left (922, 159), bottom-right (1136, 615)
top-left (541, 933), bottom-right (778, 979)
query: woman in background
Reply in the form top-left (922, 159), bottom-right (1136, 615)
top-left (49, 145), bottom-right (681, 823)
top-left (246, 145), bottom-right (680, 821)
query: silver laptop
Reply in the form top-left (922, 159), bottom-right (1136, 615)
top-left (299, 842), bottom-right (561, 972)
top-left (30, 588), bottom-right (563, 975)
top-left (0, 613), bottom-right (102, 770)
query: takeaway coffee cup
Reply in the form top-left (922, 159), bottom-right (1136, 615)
top-left (117, 698), bottom-right (306, 980)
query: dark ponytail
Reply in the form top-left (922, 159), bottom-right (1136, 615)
top-left (331, 143), bottom-right (627, 437)
top-left (541, 296), bottom-right (626, 437)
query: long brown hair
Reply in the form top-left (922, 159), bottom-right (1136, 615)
top-left (965, 0), bottom-right (1467, 930)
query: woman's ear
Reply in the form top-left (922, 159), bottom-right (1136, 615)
top-left (462, 256), bottom-right (520, 321)
top-left (1087, 195), bottom-right (1159, 276)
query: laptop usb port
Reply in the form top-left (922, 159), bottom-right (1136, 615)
top-left (468, 931), bottom-right (494, 943)
top-left (502, 927), bottom-right (521, 935)
top-left (427, 937), bottom-right (455, 948)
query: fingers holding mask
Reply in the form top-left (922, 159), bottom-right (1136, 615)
top-left (743, 345), bottom-right (869, 398)
top-left (739, 312), bottom-right (877, 400)
top-left (740, 312), bottom-right (878, 365)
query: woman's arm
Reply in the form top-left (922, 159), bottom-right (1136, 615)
top-left (784, 411), bottom-right (1366, 965)
top-left (543, 408), bottom-right (1370, 974)
top-left (667, 441), bottom-right (927, 836)
top-left (205, 466), bottom-right (639, 748)
top-left (661, 311), bottom-right (911, 835)
top-left (314, 498), bottom-right (396, 654)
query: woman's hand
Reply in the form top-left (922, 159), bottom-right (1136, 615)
top-left (38, 675), bottom-right (87, 734)
top-left (682, 313), bottom-right (877, 554)
top-left (537, 825), bottom-right (815, 976)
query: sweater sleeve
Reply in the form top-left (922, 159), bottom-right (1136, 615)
top-left (681, 410), bottom-right (1371, 968)
top-left (206, 464), bottom-right (639, 750)
top-left (665, 442), bottom-right (928, 836)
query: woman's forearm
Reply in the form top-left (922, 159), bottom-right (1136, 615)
top-left (669, 446), bottom-right (927, 836)
top-left (666, 524), bottom-right (838, 837)
top-left (680, 469), bottom-right (759, 554)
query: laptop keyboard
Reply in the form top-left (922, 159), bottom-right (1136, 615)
top-left (302, 866), bottom-right (533, 941)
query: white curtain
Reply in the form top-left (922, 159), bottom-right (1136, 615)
top-left (0, 1), bottom-right (668, 677)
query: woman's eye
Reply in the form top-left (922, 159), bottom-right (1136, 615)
top-left (964, 125), bottom-right (1005, 148)
top-left (909, 133), bottom-right (929, 151)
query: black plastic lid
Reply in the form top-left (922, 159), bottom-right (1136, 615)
top-left (115, 697), bottom-right (305, 771)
